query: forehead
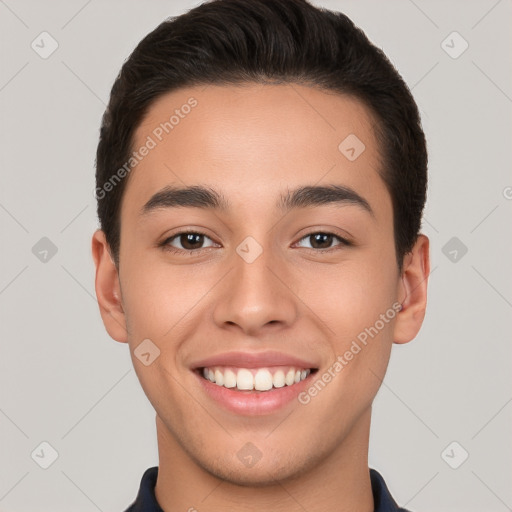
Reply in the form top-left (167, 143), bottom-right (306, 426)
top-left (125, 83), bottom-right (389, 220)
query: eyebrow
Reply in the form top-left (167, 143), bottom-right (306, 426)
top-left (140, 184), bottom-right (373, 217)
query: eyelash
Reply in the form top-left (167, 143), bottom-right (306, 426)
top-left (159, 229), bottom-right (352, 255)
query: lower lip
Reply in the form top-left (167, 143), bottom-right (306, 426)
top-left (194, 370), bottom-right (314, 415)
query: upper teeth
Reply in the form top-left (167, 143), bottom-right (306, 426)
top-left (202, 366), bottom-right (311, 391)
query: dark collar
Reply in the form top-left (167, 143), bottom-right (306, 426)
top-left (124, 466), bottom-right (412, 512)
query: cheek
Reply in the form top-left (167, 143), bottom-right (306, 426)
top-left (120, 249), bottom-right (216, 342)
top-left (334, 255), bottom-right (399, 379)
top-left (301, 258), bottom-right (398, 419)
top-left (303, 252), bottom-right (398, 338)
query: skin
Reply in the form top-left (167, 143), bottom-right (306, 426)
top-left (92, 83), bottom-right (429, 512)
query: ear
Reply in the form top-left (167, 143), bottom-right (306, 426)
top-left (394, 234), bottom-right (430, 344)
top-left (91, 229), bottom-right (128, 343)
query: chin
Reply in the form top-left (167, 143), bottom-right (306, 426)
top-left (196, 446), bottom-right (323, 487)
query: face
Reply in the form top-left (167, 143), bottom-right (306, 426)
top-left (93, 83), bottom-right (427, 485)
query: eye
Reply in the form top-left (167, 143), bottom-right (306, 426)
top-left (159, 229), bottom-right (351, 255)
top-left (295, 231), bottom-right (351, 251)
top-left (161, 231), bottom-right (218, 253)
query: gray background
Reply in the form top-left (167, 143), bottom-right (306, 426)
top-left (0, 0), bottom-right (511, 511)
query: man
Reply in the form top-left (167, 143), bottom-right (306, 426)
top-left (92, 0), bottom-right (429, 510)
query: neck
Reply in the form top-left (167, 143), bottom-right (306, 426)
top-left (154, 409), bottom-right (374, 512)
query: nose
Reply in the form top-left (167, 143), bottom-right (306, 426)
top-left (212, 242), bottom-right (298, 336)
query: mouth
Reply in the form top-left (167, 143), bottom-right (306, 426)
top-left (197, 365), bottom-right (318, 392)
top-left (192, 359), bottom-right (319, 415)
top-left (190, 351), bottom-right (320, 415)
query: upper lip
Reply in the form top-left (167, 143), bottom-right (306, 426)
top-left (191, 350), bottom-right (319, 370)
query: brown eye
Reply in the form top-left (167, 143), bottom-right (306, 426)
top-left (296, 232), bottom-right (350, 251)
top-left (179, 233), bottom-right (205, 250)
top-left (163, 231), bottom-right (217, 253)
top-left (309, 233), bottom-right (334, 249)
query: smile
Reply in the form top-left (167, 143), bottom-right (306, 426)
top-left (191, 351), bottom-right (320, 415)
top-left (200, 366), bottom-right (313, 392)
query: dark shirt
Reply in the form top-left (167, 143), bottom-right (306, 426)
top-left (124, 466), bottom-right (411, 512)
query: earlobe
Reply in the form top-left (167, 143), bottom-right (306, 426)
top-left (91, 229), bottom-right (128, 343)
top-left (394, 234), bottom-right (430, 344)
